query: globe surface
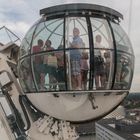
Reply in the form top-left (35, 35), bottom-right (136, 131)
top-left (18, 3), bottom-right (134, 122)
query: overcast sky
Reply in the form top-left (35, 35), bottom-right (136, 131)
top-left (0, 0), bottom-right (139, 92)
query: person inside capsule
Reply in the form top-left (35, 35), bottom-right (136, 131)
top-left (32, 39), bottom-right (44, 90)
top-left (81, 45), bottom-right (89, 90)
top-left (94, 34), bottom-right (106, 89)
top-left (104, 50), bottom-right (111, 88)
top-left (69, 27), bottom-right (84, 90)
top-left (116, 54), bottom-right (130, 89)
top-left (55, 45), bottom-right (65, 90)
top-left (43, 39), bottom-right (57, 90)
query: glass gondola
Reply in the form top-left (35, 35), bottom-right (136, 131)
top-left (18, 3), bottom-right (134, 122)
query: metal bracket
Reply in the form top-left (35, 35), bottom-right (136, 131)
top-left (88, 93), bottom-right (98, 110)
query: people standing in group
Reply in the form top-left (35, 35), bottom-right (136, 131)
top-left (94, 34), bottom-right (105, 89)
top-left (69, 27), bottom-right (83, 90)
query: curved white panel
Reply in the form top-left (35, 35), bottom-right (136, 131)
top-left (27, 92), bottom-right (127, 122)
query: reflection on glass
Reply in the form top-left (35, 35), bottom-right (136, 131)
top-left (114, 53), bottom-right (132, 89)
top-left (111, 21), bottom-right (134, 90)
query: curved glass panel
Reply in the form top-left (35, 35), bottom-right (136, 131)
top-left (18, 57), bottom-right (35, 92)
top-left (65, 17), bottom-right (89, 90)
top-left (90, 18), bottom-right (114, 90)
top-left (20, 25), bottom-right (36, 57)
top-left (31, 50), bottom-right (66, 91)
top-left (91, 18), bottom-right (114, 49)
top-left (114, 52), bottom-right (134, 90)
top-left (31, 19), bottom-right (64, 52)
top-left (29, 18), bottom-right (64, 91)
top-left (110, 21), bottom-right (134, 89)
top-left (18, 16), bottom-right (134, 93)
top-left (110, 22), bottom-right (133, 54)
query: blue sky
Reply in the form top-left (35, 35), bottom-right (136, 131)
top-left (0, 0), bottom-right (139, 92)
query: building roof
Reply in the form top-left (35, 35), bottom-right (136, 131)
top-left (96, 118), bottom-right (140, 140)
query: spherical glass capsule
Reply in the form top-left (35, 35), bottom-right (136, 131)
top-left (18, 4), bottom-right (134, 123)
